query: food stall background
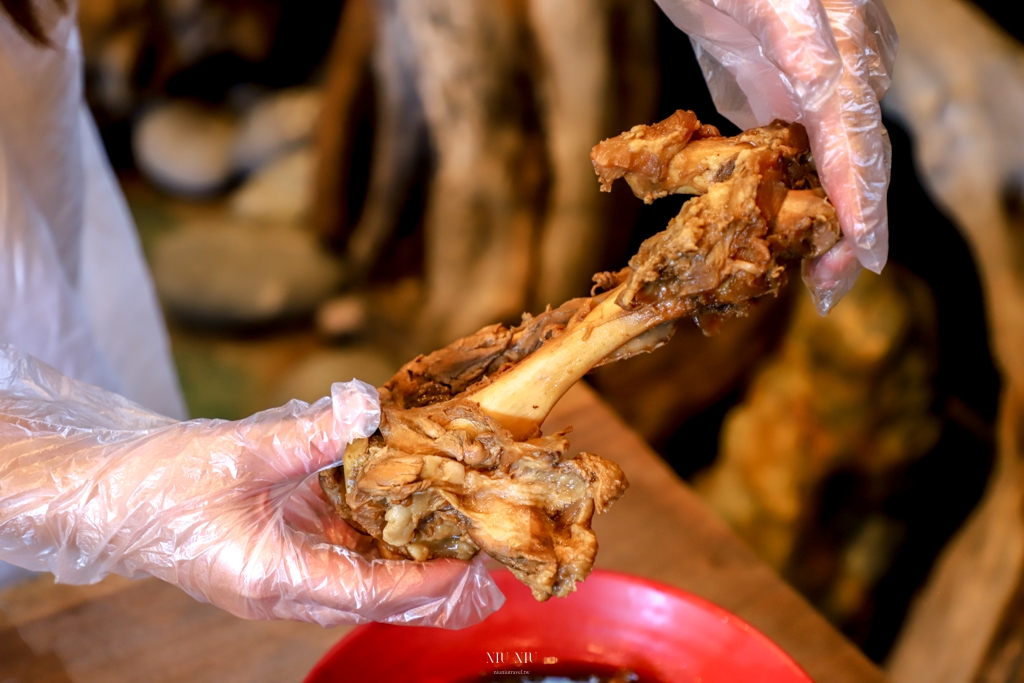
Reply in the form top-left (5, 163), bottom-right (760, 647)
top-left (76, 0), bottom-right (1021, 675)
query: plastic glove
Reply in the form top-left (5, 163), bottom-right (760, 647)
top-left (1, 6), bottom-right (187, 419)
top-left (654, 0), bottom-right (897, 312)
top-left (0, 344), bottom-right (503, 628)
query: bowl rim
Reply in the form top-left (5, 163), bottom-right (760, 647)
top-left (303, 568), bottom-right (814, 683)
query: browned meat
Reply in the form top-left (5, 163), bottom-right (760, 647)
top-left (320, 402), bottom-right (626, 600)
top-left (591, 115), bottom-right (815, 203)
top-left (591, 109), bottom-right (711, 196)
top-left (320, 111), bottom-right (840, 601)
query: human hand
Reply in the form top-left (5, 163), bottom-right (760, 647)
top-left (0, 344), bottom-right (503, 628)
top-left (653, 0), bottom-right (897, 312)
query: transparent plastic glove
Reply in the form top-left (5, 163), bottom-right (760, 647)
top-left (1, 7), bottom-right (186, 418)
top-left (654, 0), bottom-right (897, 312)
top-left (0, 344), bottom-right (503, 628)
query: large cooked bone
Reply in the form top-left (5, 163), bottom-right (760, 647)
top-left (470, 183), bottom-right (839, 439)
top-left (322, 113), bottom-right (840, 600)
top-left (471, 122), bottom-right (839, 437)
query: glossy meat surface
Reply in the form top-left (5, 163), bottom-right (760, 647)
top-left (321, 112), bottom-right (840, 601)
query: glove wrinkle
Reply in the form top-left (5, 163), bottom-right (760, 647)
top-left (0, 345), bottom-right (502, 628)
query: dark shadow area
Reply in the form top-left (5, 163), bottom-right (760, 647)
top-left (852, 117), bottom-right (999, 661)
top-left (647, 6), bottom-right (1001, 662)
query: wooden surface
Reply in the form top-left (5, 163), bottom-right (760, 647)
top-left (0, 383), bottom-right (886, 683)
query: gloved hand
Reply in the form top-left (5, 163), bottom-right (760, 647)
top-left (654, 0), bottom-right (897, 312)
top-left (0, 344), bottom-right (503, 628)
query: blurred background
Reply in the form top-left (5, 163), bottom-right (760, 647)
top-left (75, 0), bottom-right (1022, 668)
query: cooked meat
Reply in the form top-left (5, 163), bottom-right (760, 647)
top-left (381, 297), bottom-right (588, 411)
top-left (590, 109), bottom-right (720, 198)
top-left (320, 111), bottom-right (840, 601)
top-left (591, 113), bottom-right (817, 202)
top-left (599, 118), bottom-right (838, 333)
top-left (320, 405), bottom-right (625, 600)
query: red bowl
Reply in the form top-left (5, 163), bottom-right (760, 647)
top-left (304, 569), bottom-right (812, 683)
